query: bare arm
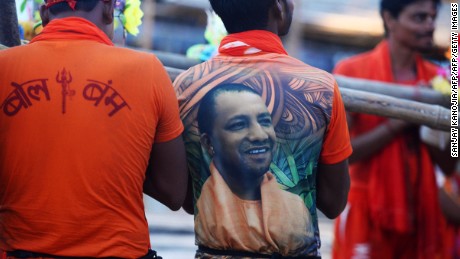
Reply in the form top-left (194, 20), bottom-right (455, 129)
top-left (181, 176), bottom-right (194, 214)
top-left (349, 117), bottom-right (411, 163)
top-left (425, 141), bottom-right (457, 177)
top-left (143, 136), bottom-right (188, 211)
top-left (439, 187), bottom-right (460, 226)
top-left (316, 160), bottom-right (350, 219)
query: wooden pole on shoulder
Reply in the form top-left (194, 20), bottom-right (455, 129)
top-left (335, 75), bottom-right (450, 107)
top-left (165, 66), bottom-right (452, 131)
top-left (341, 88), bottom-right (451, 131)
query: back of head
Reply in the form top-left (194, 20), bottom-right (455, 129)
top-left (45, 0), bottom-right (100, 15)
top-left (380, 0), bottom-right (440, 18)
top-left (209, 0), bottom-right (275, 33)
top-left (40, 0), bottom-right (115, 39)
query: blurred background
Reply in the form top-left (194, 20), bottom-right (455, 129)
top-left (11, 0), bottom-right (455, 258)
top-left (120, 0), bottom-right (451, 71)
top-left (15, 0), bottom-right (452, 71)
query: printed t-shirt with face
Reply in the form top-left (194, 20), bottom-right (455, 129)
top-left (174, 31), bottom-right (352, 257)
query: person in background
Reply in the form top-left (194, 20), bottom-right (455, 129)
top-left (332, 0), bottom-right (456, 258)
top-left (174, 0), bottom-right (352, 257)
top-left (0, 0), bottom-right (188, 257)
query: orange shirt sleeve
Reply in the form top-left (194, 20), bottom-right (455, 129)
top-left (319, 82), bottom-right (352, 164)
top-left (152, 57), bottom-right (184, 143)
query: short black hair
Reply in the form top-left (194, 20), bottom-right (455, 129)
top-left (209, 0), bottom-right (276, 33)
top-left (46, 0), bottom-right (100, 15)
top-left (380, 0), bottom-right (440, 35)
top-left (380, 0), bottom-right (440, 18)
top-left (197, 83), bottom-right (260, 136)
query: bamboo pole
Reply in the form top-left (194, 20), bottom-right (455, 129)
top-left (341, 88), bottom-right (451, 131)
top-left (165, 66), bottom-right (452, 131)
top-left (132, 52), bottom-right (451, 107)
top-left (0, 0), bottom-right (21, 47)
top-left (335, 75), bottom-right (450, 107)
top-left (0, 42), bottom-right (452, 131)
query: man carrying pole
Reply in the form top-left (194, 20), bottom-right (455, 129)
top-left (332, 0), bottom-right (456, 258)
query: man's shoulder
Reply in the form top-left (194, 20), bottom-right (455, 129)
top-left (174, 54), bottom-right (337, 92)
top-left (0, 44), bottom-right (29, 56)
top-left (333, 48), bottom-right (379, 77)
top-left (335, 50), bottom-right (375, 70)
top-left (112, 46), bottom-right (159, 62)
top-left (281, 55), bottom-right (337, 89)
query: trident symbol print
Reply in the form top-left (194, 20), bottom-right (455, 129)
top-left (56, 68), bottom-right (75, 114)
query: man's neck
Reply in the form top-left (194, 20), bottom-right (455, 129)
top-left (387, 38), bottom-right (418, 82)
top-left (217, 167), bottom-right (264, 200)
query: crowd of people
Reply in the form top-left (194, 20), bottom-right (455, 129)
top-left (0, 0), bottom-right (457, 258)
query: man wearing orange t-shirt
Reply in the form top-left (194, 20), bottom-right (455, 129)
top-left (0, 0), bottom-right (188, 257)
top-left (174, 1), bottom-right (352, 257)
top-left (332, 0), bottom-right (456, 258)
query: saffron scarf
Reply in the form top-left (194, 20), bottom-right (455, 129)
top-left (30, 17), bottom-right (114, 46)
top-left (350, 41), bottom-right (441, 258)
top-left (218, 30), bottom-right (288, 56)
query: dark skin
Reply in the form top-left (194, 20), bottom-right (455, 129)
top-left (348, 116), bottom-right (455, 175)
top-left (184, 0), bottom-right (350, 219)
top-left (40, 0), bottom-right (115, 39)
top-left (40, 0), bottom-right (189, 210)
top-left (438, 187), bottom-right (460, 226)
top-left (143, 137), bottom-right (189, 211)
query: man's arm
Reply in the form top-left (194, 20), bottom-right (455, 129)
top-left (420, 126), bottom-right (457, 176)
top-left (426, 145), bottom-right (457, 176)
top-left (439, 187), bottom-right (460, 225)
top-left (144, 136), bottom-right (188, 211)
top-left (349, 116), bottom-right (411, 163)
top-left (181, 176), bottom-right (194, 214)
top-left (316, 160), bottom-right (350, 219)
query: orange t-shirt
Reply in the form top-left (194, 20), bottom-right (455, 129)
top-left (0, 18), bottom-right (183, 257)
top-left (174, 30), bottom-right (352, 257)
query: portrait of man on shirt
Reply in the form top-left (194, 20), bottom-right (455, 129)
top-left (194, 83), bottom-right (314, 257)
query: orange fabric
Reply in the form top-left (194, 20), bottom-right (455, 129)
top-left (46, 0), bottom-right (77, 10)
top-left (195, 162), bottom-right (314, 256)
top-left (0, 18), bottom-right (183, 257)
top-left (320, 82), bottom-right (351, 164)
top-left (333, 187), bottom-right (418, 259)
top-left (219, 30), bottom-right (288, 56)
top-left (332, 41), bottom-right (441, 259)
top-left (175, 32), bottom-right (351, 256)
top-left (439, 174), bottom-right (460, 259)
top-left (440, 215), bottom-right (460, 259)
top-left (31, 17), bottom-right (113, 46)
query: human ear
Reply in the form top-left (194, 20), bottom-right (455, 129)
top-left (39, 4), bottom-right (50, 27)
top-left (272, 0), bottom-right (283, 20)
top-left (200, 133), bottom-right (214, 157)
top-left (102, 0), bottom-right (115, 25)
top-left (382, 11), bottom-right (396, 33)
